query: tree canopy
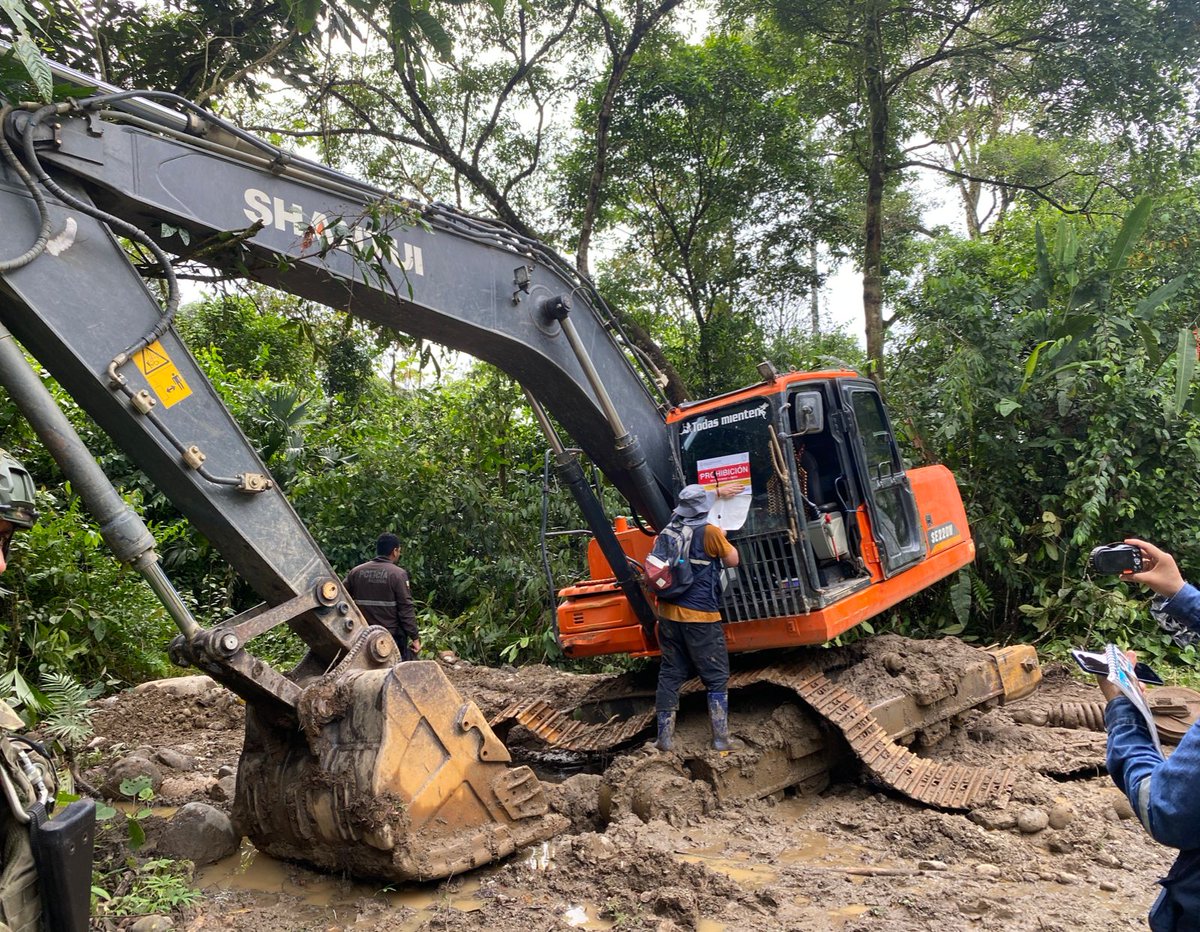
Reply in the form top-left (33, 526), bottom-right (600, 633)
top-left (1, 0), bottom-right (1200, 692)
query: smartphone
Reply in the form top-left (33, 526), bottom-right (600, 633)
top-left (1071, 648), bottom-right (1164, 686)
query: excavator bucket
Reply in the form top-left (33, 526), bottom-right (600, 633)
top-left (233, 661), bottom-right (567, 881)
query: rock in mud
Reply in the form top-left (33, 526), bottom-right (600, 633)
top-left (129, 917), bottom-right (173, 932)
top-left (208, 774), bottom-right (237, 802)
top-left (546, 773), bottom-right (602, 831)
top-left (969, 807), bottom-right (1016, 831)
top-left (648, 887), bottom-right (698, 926)
top-left (600, 752), bottom-right (713, 827)
top-left (974, 863), bottom-right (1001, 878)
top-left (133, 674), bottom-right (216, 699)
top-left (160, 774), bottom-right (217, 802)
top-left (103, 755), bottom-right (163, 798)
top-left (153, 802), bottom-right (240, 865)
top-left (1048, 802), bottom-right (1075, 830)
top-left (573, 832), bottom-right (617, 863)
top-left (1112, 795), bottom-right (1135, 820)
top-left (154, 748), bottom-right (196, 771)
top-left (1017, 808), bottom-right (1050, 834)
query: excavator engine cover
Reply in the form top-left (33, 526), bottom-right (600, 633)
top-left (233, 661), bottom-right (566, 881)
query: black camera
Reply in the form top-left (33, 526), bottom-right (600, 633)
top-left (1088, 543), bottom-right (1143, 574)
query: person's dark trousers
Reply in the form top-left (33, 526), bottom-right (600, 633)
top-left (387, 627), bottom-right (414, 661)
top-left (654, 617), bottom-right (730, 712)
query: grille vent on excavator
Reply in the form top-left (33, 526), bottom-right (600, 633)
top-left (721, 530), bottom-right (814, 622)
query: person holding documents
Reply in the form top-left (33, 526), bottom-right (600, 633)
top-left (1097, 538), bottom-right (1200, 931)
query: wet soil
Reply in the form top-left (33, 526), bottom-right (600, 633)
top-left (79, 647), bottom-right (1180, 931)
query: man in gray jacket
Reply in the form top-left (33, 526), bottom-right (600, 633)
top-left (343, 533), bottom-right (421, 660)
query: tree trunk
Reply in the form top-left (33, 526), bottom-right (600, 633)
top-left (861, 0), bottom-right (888, 383)
top-left (575, 0), bottom-right (685, 280)
top-left (809, 235), bottom-right (820, 336)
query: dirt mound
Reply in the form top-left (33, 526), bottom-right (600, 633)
top-left (78, 643), bottom-right (1181, 931)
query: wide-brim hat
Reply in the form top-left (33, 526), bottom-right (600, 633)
top-left (673, 484), bottom-right (712, 519)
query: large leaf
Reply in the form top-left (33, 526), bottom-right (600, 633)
top-left (1136, 319), bottom-right (1169, 373)
top-left (949, 570), bottom-right (971, 627)
top-left (1019, 339), bottom-right (1053, 394)
top-left (1053, 217), bottom-right (1076, 270)
top-left (1107, 197), bottom-right (1153, 274)
top-left (411, 6), bottom-right (453, 59)
top-left (1034, 223), bottom-right (1053, 297)
top-left (1173, 327), bottom-right (1196, 416)
top-left (14, 36), bottom-right (51, 103)
top-left (1135, 273), bottom-right (1188, 319)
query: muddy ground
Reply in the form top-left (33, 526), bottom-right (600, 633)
top-left (76, 638), bottom-right (1183, 931)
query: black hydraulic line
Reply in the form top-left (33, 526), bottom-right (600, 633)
top-left (540, 294), bottom-right (673, 529)
top-left (0, 107), bottom-right (51, 272)
top-left (14, 75), bottom-right (686, 513)
top-left (17, 104), bottom-right (180, 362)
top-left (628, 506), bottom-right (656, 537)
top-left (7, 107), bottom-right (266, 492)
top-left (554, 452), bottom-right (657, 639)
top-left (524, 390), bottom-right (657, 639)
top-left (0, 322), bottom-right (201, 638)
top-left (65, 86), bottom-right (670, 411)
top-left (539, 449), bottom-right (557, 619)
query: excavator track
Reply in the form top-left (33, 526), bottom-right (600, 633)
top-left (493, 653), bottom-right (1030, 810)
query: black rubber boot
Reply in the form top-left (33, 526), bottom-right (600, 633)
top-left (708, 691), bottom-right (734, 751)
top-left (654, 709), bottom-right (676, 751)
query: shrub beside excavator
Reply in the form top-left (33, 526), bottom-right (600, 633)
top-left (0, 55), bottom-right (1041, 899)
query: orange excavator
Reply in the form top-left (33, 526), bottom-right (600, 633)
top-left (557, 367), bottom-right (975, 658)
top-left (0, 53), bottom-right (1038, 907)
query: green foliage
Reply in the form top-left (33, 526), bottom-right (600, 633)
top-left (0, 487), bottom-right (176, 686)
top-left (92, 857), bottom-right (200, 917)
top-left (0, 0), bottom-right (51, 101)
top-left (12, 0), bottom-right (471, 105)
top-left (37, 669), bottom-right (100, 753)
top-left (117, 775), bottom-right (155, 850)
top-left (177, 295), bottom-right (314, 383)
top-left (574, 31), bottom-right (835, 397)
top-left (283, 364), bottom-right (583, 665)
top-left (889, 199), bottom-right (1200, 662)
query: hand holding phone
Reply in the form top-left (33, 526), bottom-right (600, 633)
top-left (1071, 648), bottom-right (1164, 686)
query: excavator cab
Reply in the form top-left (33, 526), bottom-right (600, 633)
top-left (558, 369), bottom-right (973, 657)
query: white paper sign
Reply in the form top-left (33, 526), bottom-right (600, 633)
top-left (697, 453), bottom-right (752, 531)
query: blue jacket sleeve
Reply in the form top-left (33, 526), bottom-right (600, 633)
top-left (1162, 582), bottom-right (1200, 630)
top-left (1106, 696), bottom-right (1200, 851)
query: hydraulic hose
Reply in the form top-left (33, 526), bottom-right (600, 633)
top-left (0, 105), bottom-right (51, 271)
top-left (16, 104), bottom-right (181, 361)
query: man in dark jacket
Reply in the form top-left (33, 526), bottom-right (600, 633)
top-left (1097, 538), bottom-right (1200, 931)
top-left (343, 533), bottom-right (421, 661)
top-left (653, 484), bottom-right (740, 753)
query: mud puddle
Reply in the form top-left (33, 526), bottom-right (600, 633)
top-left (196, 841), bottom-right (625, 931)
top-left (82, 652), bottom-right (1185, 930)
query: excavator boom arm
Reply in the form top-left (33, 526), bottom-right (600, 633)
top-left (0, 71), bottom-right (626, 882)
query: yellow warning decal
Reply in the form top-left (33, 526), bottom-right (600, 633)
top-left (133, 340), bottom-right (192, 408)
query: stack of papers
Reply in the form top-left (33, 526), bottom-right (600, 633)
top-left (1105, 643), bottom-right (1163, 755)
